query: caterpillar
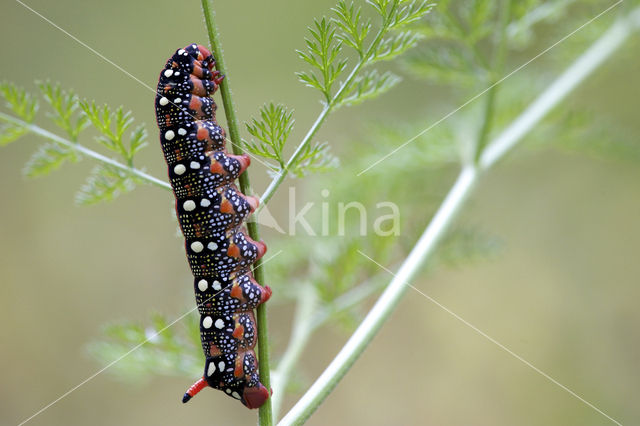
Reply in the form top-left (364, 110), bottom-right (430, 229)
top-left (154, 43), bottom-right (271, 409)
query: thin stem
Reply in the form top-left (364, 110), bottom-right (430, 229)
top-left (259, 2), bottom-right (398, 207)
top-left (0, 112), bottom-right (171, 190)
top-left (200, 1), bottom-right (273, 424)
top-left (271, 268), bottom-right (392, 421)
top-left (278, 10), bottom-right (640, 425)
top-left (271, 284), bottom-right (318, 421)
top-left (280, 166), bottom-right (478, 426)
top-left (474, 0), bottom-right (511, 162)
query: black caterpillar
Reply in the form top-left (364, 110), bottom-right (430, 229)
top-left (154, 43), bottom-right (271, 409)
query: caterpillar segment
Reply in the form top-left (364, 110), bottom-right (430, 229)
top-left (155, 43), bottom-right (271, 409)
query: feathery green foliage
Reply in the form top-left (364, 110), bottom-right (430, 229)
top-left (79, 101), bottom-right (148, 167)
top-left (87, 312), bottom-right (202, 380)
top-left (243, 103), bottom-right (294, 169)
top-left (23, 142), bottom-right (77, 178)
top-left (246, 0), bottom-right (434, 185)
top-left (38, 82), bottom-right (89, 141)
top-left (0, 81), bottom-right (156, 205)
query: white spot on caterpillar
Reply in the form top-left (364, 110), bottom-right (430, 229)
top-left (178, 128), bottom-right (187, 136)
top-left (198, 279), bottom-right (208, 292)
top-left (183, 200), bottom-right (196, 211)
top-left (202, 316), bottom-right (213, 328)
top-left (207, 363), bottom-right (216, 376)
top-left (178, 49), bottom-right (186, 55)
top-left (214, 319), bottom-right (225, 329)
top-left (173, 164), bottom-right (186, 175)
top-left (207, 242), bottom-right (218, 251)
top-left (218, 361), bottom-right (225, 372)
top-left (159, 97), bottom-right (169, 106)
top-left (231, 391), bottom-right (241, 400)
top-left (200, 199), bottom-right (211, 207)
top-left (175, 71), bottom-right (180, 76)
top-left (212, 280), bottom-right (222, 291)
top-left (174, 97), bottom-right (182, 103)
top-left (191, 241), bottom-right (204, 253)
top-left (190, 161), bottom-right (201, 169)
top-left (165, 130), bottom-right (175, 141)
top-left (164, 69), bottom-right (173, 78)
top-left (225, 388), bottom-right (232, 394)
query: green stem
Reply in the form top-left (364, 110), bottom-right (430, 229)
top-left (278, 10), bottom-right (640, 425)
top-left (0, 112), bottom-right (171, 190)
top-left (271, 284), bottom-right (318, 421)
top-left (474, 0), bottom-right (511, 163)
top-left (200, 1), bottom-right (273, 424)
top-left (259, 2), bottom-right (398, 207)
top-left (271, 268), bottom-right (391, 421)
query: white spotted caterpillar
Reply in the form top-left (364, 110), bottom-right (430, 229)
top-left (154, 43), bottom-right (271, 409)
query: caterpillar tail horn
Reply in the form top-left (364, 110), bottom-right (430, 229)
top-left (182, 377), bottom-right (208, 403)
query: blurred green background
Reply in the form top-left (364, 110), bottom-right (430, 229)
top-left (1, 0), bottom-right (639, 425)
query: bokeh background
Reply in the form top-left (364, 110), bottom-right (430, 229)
top-left (1, 0), bottom-right (639, 425)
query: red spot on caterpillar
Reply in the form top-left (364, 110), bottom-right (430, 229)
top-left (230, 283), bottom-right (243, 300)
top-left (196, 125), bottom-right (209, 141)
top-left (220, 198), bottom-right (233, 214)
top-left (234, 352), bottom-right (245, 378)
top-left (227, 242), bottom-right (240, 258)
top-left (189, 96), bottom-right (202, 115)
top-left (232, 323), bottom-right (245, 340)
top-left (190, 75), bottom-right (207, 96)
top-left (209, 344), bottom-right (222, 357)
top-left (209, 158), bottom-right (224, 174)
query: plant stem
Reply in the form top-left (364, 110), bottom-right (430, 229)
top-left (271, 269), bottom-right (392, 421)
top-left (259, 2), bottom-right (398, 207)
top-left (278, 10), bottom-right (640, 425)
top-left (0, 112), bottom-right (171, 190)
top-left (199, 1), bottom-right (273, 423)
top-left (474, 0), bottom-right (511, 162)
top-left (279, 166), bottom-right (477, 426)
top-left (271, 284), bottom-right (318, 421)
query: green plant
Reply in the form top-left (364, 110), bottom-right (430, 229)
top-left (2, 1), bottom-right (640, 425)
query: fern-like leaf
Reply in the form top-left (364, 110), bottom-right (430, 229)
top-left (0, 124), bottom-right (27, 146)
top-left (243, 103), bottom-right (295, 168)
top-left (336, 69), bottom-right (401, 108)
top-left (0, 81), bottom-right (38, 122)
top-left (296, 17), bottom-right (347, 101)
top-left (75, 164), bottom-right (137, 205)
top-left (38, 81), bottom-right (88, 141)
top-left (23, 142), bottom-right (78, 178)
top-left (80, 101), bottom-right (147, 166)
top-left (291, 142), bottom-right (339, 177)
